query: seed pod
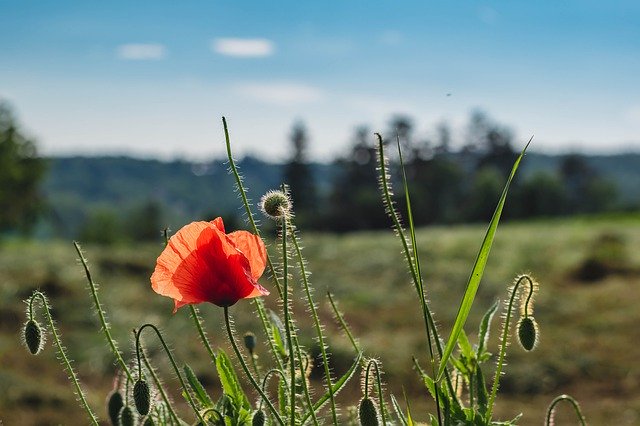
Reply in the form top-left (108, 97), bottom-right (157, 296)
top-left (259, 190), bottom-right (291, 220)
top-left (517, 316), bottom-right (539, 351)
top-left (119, 405), bottom-right (136, 426)
top-left (133, 379), bottom-right (151, 415)
top-left (252, 409), bottom-right (265, 426)
top-left (107, 390), bottom-right (124, 425)
top-left (358, 397), bottom-right (379, 426)
top-left (23, 319), bottom-right (43, 355)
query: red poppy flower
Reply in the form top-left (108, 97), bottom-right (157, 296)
top-left (151, 217), bottom-right (269, 311)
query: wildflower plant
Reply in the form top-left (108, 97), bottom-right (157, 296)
top-left (20, 117), bottom-right (589, 425)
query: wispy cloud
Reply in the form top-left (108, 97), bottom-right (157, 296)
top-left (234, 82), bottom-right (324, 105)
top-left (116, 43), bottom-right (166, 60)
top-left (211, 38), bottom-right (275, 58)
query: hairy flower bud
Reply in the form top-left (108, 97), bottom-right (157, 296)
top-left (243, 332), bottom-right (257, 354)
top-left (252, 409), bottom-right (265, 426)
top-left (107, 390), bottom-right (124, 425)
top-left (119, 405), bottom-right (136, 426)
top-left (517, 316), bottom-right (539, 351)
top-left (259, 190), bottom-right (291, 220)
top-left (133, 379), bottom-right (151, 415)
top-left (358, 397), bottom-right (380, 426)
top-left (23, 319), bottom-right (43, 355)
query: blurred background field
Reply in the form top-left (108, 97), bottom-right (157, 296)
top-left (2, 216), bottom-right (639, 425)
top-left (2, 2), bottom-right (640, 425)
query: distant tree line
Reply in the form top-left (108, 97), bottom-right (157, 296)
top-left (286, 110), bottom-right (619, 232)
top-left (0, 102), bottom-right (625, 242)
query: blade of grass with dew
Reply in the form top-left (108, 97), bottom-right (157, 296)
top-left (436, 137), bottom-right (532, 381)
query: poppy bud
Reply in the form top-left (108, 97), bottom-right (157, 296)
top-left (259, 190), bottom-right (291, 220)
top-left (133, 379), bottom-right (151, 415)
top-left (107, 390), bottom-right (124, 425)
top-left (252, 409), bottom-right (265, 426)
top-left (119, 405), bottom-right (136, 426)
top-left (23, 319), bottom-right (43, 355)
top-left (358, 397), bottom-right (380, 426)
top-left (517, 316), bottom-right (539, 351)
top-left (243, 332), bottom-right (256, 354)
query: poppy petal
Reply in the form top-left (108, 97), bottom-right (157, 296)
top-left (211, 217), bottom-right (225, 233)
top-left (150, 218), bottom-right (270, 311)
top-left (227, 230), bottom-right (267, 280)
top-left (151, 221), bottom-right (211, 304)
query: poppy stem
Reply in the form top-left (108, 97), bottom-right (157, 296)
top-left (365, 359), bottom-right (388, 424)
top-left (222, 116), bottom-right (284, 300)
top-left (288, 220), bottom-right (338, 424)
top-left (224, 307), bottom-right (285, 426)
top-left (280, 216), bottom-right (297, 426)
top-left (28, 291), bottom-right (99, 425)
top-left (135, 323), bottom-right (205, 424)
top-left (545, 394), bottom-right (587, 426)
top-left (73, 241), bottom-right (134, 383)
top-left (138, 340), bottom-right (182, 425)
top-left (189, 305), bottom-right (217, 364)
top-left (487, 274), bottom-right (535, 421)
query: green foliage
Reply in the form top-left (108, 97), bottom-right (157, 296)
top-left (0, 102), bottom-right (46, 234)
top-left (215, 349), bottom-right (251, 413)
top-left (184, 364), bottom-right (214, 409)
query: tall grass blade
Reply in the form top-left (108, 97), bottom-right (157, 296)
top-left (436, 137), bottom-right (532, 381)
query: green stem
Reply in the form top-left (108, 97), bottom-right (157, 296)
top-left (545, 394), bottom-right (587, 426)
top-left (224, 307), bottom-right (285, 426)
top-left (139, 343), bottom-right (182, 425)
top-left (486, 275), bottom-right (534, 420)
top-left (223, 116), bottom-right (283, 299)
top-left (189, 305), bottom-right (217, 364)
top-left (289, 221), bottom-right (338, 424)
top-left (291, 334), bottom-right (320, 426)
top-left (280, 216), bottom-right (297, 426)
top-left (73, 241), bottom-right (133, 383)
top-left (365, 359), bottom-right (388, 424)
top-left (29, 291), bottom-right (99, 425)
top-left (249, 352), bottom-right (261, 382)
top-left (327, 292), bottom-right (360, 353)
top-left (135, 323), bottom-right (204, 423)
top-left (255, 299), bottom-right (287, 373)
top-left (376, 134), bottom-right (452, 422)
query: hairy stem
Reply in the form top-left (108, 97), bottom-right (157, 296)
top-left (73, 241), bottom-right (133, 382)
top-left (289, 220), bottom-right (338, 424)
top-left (486, 275), bottom-right (535, 419)
top-left (224, 307), bottom-right (285, 426)
top-left (135, 323), bottom-right (204, 423)
top-left (29, 291), bottom-right (99, 425)
top-left (545, 394), bottom-right (587, 426)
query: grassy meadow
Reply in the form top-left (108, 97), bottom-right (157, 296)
top-left (1, 215), bottom-right (639, 425)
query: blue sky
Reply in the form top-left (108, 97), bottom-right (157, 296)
top-left (1, 1), bottom-right (639, 161)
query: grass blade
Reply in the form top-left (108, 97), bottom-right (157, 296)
top-left (436, 137), bottom-right (532, 381)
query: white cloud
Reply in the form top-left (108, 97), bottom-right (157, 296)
top-left (234, 82), bottom-right (324, 105)
top-left (211, 38), bottom-right (275, 57)
top-left (117, 43), bottom-right (166, 60)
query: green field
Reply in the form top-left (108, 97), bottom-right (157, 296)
top-left (2, 216), bottom-right (640, 425)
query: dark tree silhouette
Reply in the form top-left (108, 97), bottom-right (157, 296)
top-left (284, 121), bottom-right (317, 223)
top-left (0, 102), bottom-right (47, 234)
